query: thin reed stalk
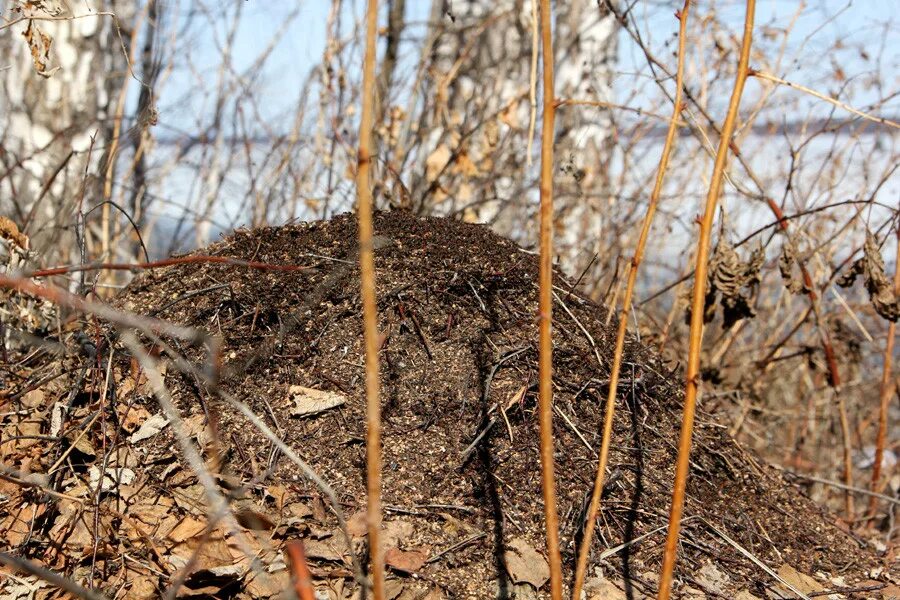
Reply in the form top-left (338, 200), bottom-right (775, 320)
top-left (869, 223), bottom-right (900, 517)
top-left (356, 0), bottom-right (385, 596)
top-left (571, 2), bottom-right (691, 597)
top-left (657, 2), bottom-right (755, 598)
top-left (537, 0), bottom-right (562, 596)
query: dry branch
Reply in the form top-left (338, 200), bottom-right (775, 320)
top-left (657, 2), bottom-right (756, 598)
top-left (537, 0), bottom-right (563, 596)
top-left (356, 0), bottom-right (385, 596)
top-left (571, 1), bottom-right (692, 597)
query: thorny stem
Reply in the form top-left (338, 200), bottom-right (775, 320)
top-left (537, 0), bottom-right (563, 597)
top-left (571, 2), bottom-right (691, 598)
top-left (657, 1), bottom-right (755, 598)
top-left (357, 0), bottom-right (385, 596)
top-left (869, 222), bottom-right (900, 518)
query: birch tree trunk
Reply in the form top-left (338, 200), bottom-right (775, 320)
top-left (0, 0), bottom-right (138, 266)
top-left (413, 0), bottom-right (617, 269)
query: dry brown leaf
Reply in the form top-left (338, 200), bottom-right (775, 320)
top-left (502, 537), bottom-right (549, 588)
top-left (384, 548), bottom-right (427, 574)
top-left (779, 242), bottom-right (807, 294)
top-left (772, 564), bottom-right (826, 598)
top-left (836, 232), bottom-right (899, 321)
top-left (244, 569), bottom-right (290, 599)
top-left (118, 405), bottom-right (152, 434)
top-left (234, 506), bottom-right (275, 531)
top-left (128, 575), bottom-right (160, 599)
top-left (289, 385), bottom-right (346, 417)
top-left (1, 503), bottom-right (46, 547)
top-left (20, 388), bottom-right (44, 408)
top-left (382, 519), bottom-right (415, 548)
top-left (384, 579), bottom-right (405, 600)
top-left (346, 510), bottom-right (368, 537)
top-left (168, 515), bottom-right (208, 543)
top-left (304, 534), bottom-right (347, 563)
top-left (584, 577), bottom-right (627, 600)
top-left (451, 146), bottom-right (479, 177)
top-left (694, 236), bottom-right (764, 327)
top-left (22, 20), bottom-right (53, 77)
top-left (425, 144), bottom-right (451, 183)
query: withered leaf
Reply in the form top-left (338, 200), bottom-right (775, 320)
top-left (384, 547), bottom-right (427, 573)
top-left (22, 20), bottom-right (54, 77)
top-left (288, 385), bottom-right (346, 417)
top-left (836, 232), bottom-right (899, 321)
top-left (503, 537), bottom-right (549, 588)
top-left (779, 242), bottom-right (808, 294)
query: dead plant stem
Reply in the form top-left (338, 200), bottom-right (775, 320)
top-left (571, 2), bottom-right (691, 598)
top-left (869, 222), bottom-right (900, 517)
top-left (356, 0), bottom-right (385, 595)
top-left (657, 1), bottom-right (755, 598)
top-left (537, 0), bottom-right (563, 596)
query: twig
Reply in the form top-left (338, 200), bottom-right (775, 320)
top-left (25, 255), bottom-right (314, 278)
top-left (572, 3), bottom-right (691, 597)
top-left (869, 222), bottom-right (900, 517)
top-left (537, 0), bottom-right (563, 596)
top-left (658, 2), bottom-right (755, 598)
top-left (356, 0), bottom-right (385, 595)
top-left (749, 70), bottom-right (900, 130)
top-left (0, 552), bottom-right (109, 600)
top-left (784, 470), bottom-right (900, 507)
top-left (285, 541), bottom-right (316, 600)
top-left (700, 519), bottom-right (811, 600)
top-left (426, 532), bottom-right (488, 564)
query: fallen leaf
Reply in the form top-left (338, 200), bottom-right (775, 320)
top-left (304, 535), bottom-right (347, 563)
top-left (503, 537), bottom-right (549, 588)
top-left (384, 548), bottom-right (426, 574)
top-left (288, 386), bottom-right (346, 418)
top-left (88, 466), bottom-right (135, 493)
top-left (584, 577), bottom-right (627, 600)
top-left (235, 506), bottom-right (275, 531)
top-left (771, 564), bottom-right (826, 599)
top-left (119, 405), bottom-right (152, 434)
top-left (385, 579), bottom-right (405, 600)
top-left (347, 511), bottom-right (368, 537)
top-left (696, 562), bottom-right (729, 595)
top-left (382, 520), bottom-right (415, 548)
top-left (130, 413), bottom-right (169, 442)
top-left (168, 516), bottom-right (208, 543)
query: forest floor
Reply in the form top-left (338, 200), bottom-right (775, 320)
top-left (1, 212), bottom-right (896, 599)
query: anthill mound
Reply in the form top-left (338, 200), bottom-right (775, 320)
top-left (1, 212), bottom-right (888, 599)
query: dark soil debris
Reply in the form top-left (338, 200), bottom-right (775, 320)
top-left (1, 211), bottom-right (890, 599)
